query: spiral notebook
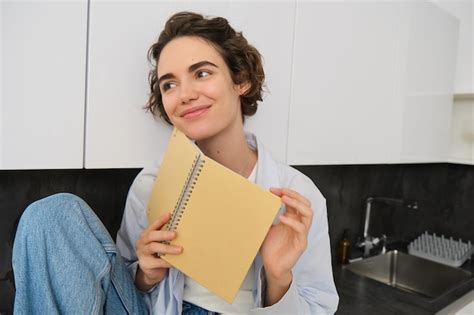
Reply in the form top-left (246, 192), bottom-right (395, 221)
top-left (147, 128), bottom-right (281, 303)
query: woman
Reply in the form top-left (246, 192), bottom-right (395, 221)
top-left (13, 11), bottom-right (338, 314)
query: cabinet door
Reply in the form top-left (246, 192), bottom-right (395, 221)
top-left (287, 1), bottom-right (458, 165)
top-left (399, 1), bottom-right (459, 163)
top-left (86, 1), bottom-right (294, 168)
top-left (1, 1), bottom-right (87, 169)
top-left (287, 2), bottom-right (403, 165)
top-left (433, 0), bottom-right (473, 94)
top-left (434, 0), bottom-right (474, 165)
top-left (210, 2), bottom-right (295, 164)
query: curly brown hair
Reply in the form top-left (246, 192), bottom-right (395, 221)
top-left (145, 11), bottom-right (265, 124)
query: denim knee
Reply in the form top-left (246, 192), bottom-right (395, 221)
top-left (18, 193), bottom-right (89, 231)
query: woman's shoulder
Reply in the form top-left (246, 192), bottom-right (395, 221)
top-left (128, 158), bottom-right (162, 206)
top-left (254, 135), bottom-right (326, 205)
top-left (276, 162), bottom-right (326, 203)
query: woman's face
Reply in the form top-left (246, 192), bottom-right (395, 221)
top-left (157, 36), bottom-right (247, 141)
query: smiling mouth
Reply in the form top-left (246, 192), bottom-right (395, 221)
top-left (181, 106), bottom-right (211, 119)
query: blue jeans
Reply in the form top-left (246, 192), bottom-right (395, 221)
top-left (182, 301), bottom-right (218, 315)
top-left (12, 193), bottom-right (148, 314)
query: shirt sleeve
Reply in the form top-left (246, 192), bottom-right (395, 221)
top-left (116, 165), bottom-right (158, 283)
top-left (251, 172), bottom-right (339, 314)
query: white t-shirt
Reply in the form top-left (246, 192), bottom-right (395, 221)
top-left (182, 164), bottom-right (257, 314)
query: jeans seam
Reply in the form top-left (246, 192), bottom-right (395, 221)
top-left (92, 261), bottom-right (111, 315)
top-left (110, 262), bottom-right (133, 314)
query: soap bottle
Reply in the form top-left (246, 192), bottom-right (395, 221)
top-left (338, 229), bottom-right (350, 265)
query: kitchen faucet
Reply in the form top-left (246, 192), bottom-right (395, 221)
top-left (357, 197), bottom-right (418, 258)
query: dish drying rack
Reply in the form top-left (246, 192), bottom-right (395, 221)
top-left (408, 231), bottom-right (473, 267)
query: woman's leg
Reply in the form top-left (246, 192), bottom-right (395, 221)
top-left (182, 301), bottom-right (218, 315)
top-left (12, 193), bottom-right (147, 314)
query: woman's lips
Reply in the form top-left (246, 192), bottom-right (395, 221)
top-left (181, 106), bottom-right (211, 119)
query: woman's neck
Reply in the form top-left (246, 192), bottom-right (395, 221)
top-left (196, 123), bottom-right (257, 178)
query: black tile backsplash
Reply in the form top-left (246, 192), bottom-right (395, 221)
top-left (1, 163), bottom-right (473, 313)
top-left (0, 168), bottom-right (140, 314)
top-left (294, 163), bottom-right (474, 258)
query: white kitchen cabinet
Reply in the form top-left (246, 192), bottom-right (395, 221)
top-left (433, 1), bottom-right (474, 165)
top-left (287, 1), bottom-right (459, 165)
top-left (433, 0), bottom-right (473, 95)
top-left (399, 1), bottom-right (459, 163)
top-left (1, 1), bottom-right (87, 169)
top-left (85, 1), bottom-right (295, 168)
top-left (3, 1), bottom-right (462, 169)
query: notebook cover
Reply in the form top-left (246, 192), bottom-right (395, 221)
top-left (147, 129), bottom-right (199, 225)
top-left (147, 128), bottom-right (281, 303)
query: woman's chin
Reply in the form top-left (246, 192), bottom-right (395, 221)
top-left (176, 124), bottom-right (214, 142)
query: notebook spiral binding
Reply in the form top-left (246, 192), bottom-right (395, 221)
top-left (165, 154), bottom-right (206, 233)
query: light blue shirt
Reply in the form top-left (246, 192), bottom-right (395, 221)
top-left (116, 133), bottom-right (339, 314)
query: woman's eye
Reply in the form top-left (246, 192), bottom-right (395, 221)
top-left (197, 70), bottom-right (211, 78)
top-left (161, 82), bottom-right (176, 92)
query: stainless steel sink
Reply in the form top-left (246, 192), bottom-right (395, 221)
top-left (345, 250), bottom-right (472, 299)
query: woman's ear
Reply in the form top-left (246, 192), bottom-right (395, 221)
top-left (238, 81), bottom-right (251, 96)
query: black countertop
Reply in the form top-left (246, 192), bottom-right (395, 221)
top-left (333, 254), bottom-right (474, 314)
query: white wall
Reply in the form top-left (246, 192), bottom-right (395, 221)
top-left (450, 97), bottom-right (474, 163)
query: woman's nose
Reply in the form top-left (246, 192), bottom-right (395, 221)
top-left (179, 81), bottom-right (198, 104)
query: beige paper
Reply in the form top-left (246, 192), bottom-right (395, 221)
top-left (147, 128), bottom-right (281, 303)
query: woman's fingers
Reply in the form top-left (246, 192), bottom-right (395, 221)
top-left (269, 187), bottom-right (283, 197)
top-left (140, 255), bottom-right (173, 270)
top-left (281, 195), bottom-right (313, 218)
top-left (140, 213), bottom-right (175, 245)
top-left (279, 214), bottom-right (306, 234)
top-left (279, 215), bottom-right (309, 248)
top-left (270, 187), bottom-right (311, 208)
top-left (136, 212), bottom-right (181, 259)
top-left (271, 187), bottom-right (313, 231)
top-left (146, 230), bottom-right (176, 243)
top-left (281, 196), bottom-right (313, 230)
top-left (146, 241), bottom-right (182, 256)
top-left (148, 212), bottom-right (172, 231)
top-left (136, 212), bottom-right (180, 285)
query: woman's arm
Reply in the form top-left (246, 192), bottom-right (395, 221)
top-left (134, 212), bottom-right (182, 291)
top-left (255, 175), bottom-right (339, 314)
top-left (261, 187), bottom-right (313, 306)
top-left (116, 166), bottom-right (183, 292)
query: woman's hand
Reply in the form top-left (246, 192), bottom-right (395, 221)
top-left (135, 212), bottom-right (182, 291)
top-left (260, 187), bottom-right (313, 305)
